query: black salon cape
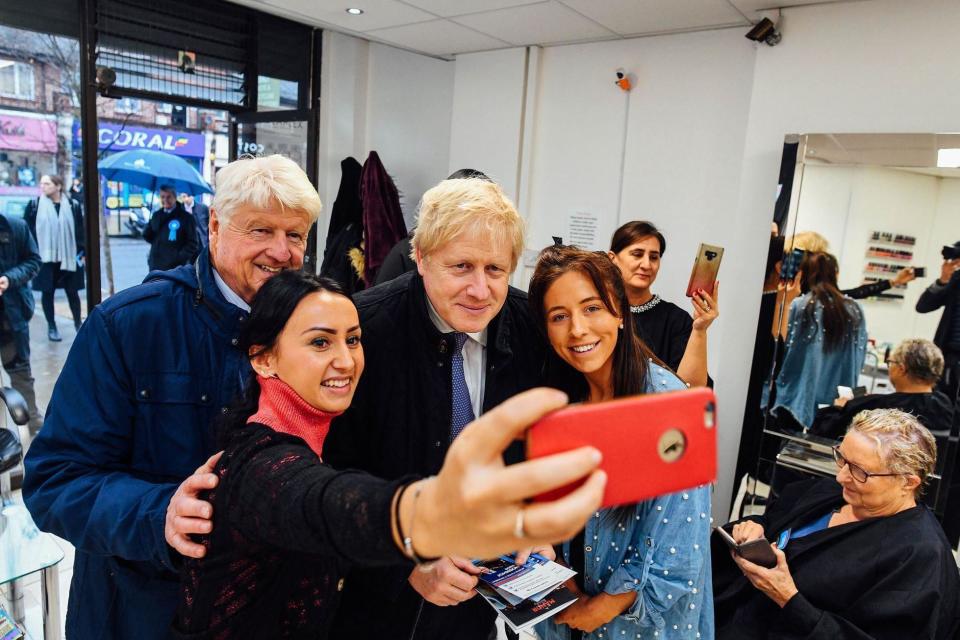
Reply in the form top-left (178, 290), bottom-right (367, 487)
top-left (713, 478), bottom-right (960, 639)
top-left (810, 391), bottom-right (955, 441)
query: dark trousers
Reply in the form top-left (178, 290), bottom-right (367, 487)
top-left (1, 326), bottom-right (42, 433)
top-left (42, 288), bottom-right (82, 328)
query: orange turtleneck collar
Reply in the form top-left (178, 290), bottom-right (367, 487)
top-left (247, 375), bottom-right (341, 459)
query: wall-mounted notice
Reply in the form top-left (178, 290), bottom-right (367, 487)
top-left (566, 211), bottom-right (600, 250)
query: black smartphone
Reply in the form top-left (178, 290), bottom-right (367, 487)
top-left (715, 526), bottom-right (778, 569)
top-left (779, 248), bottom-right (804, 280)
top-left (914, 267), bottom-right (926, 278)
top-left (852, 386), bottom-right (867, 398)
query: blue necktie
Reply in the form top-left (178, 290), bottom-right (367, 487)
top-left (450, 332), bottom-right (475, 441)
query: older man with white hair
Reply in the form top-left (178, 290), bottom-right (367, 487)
top-left (24, 155), bottom-right (321, 640)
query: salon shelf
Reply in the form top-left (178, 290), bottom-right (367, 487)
top-left (865, 237), bottom-right (916, 247)
top-left (867, 232), bottom-right (916, 246)
top-left (865, 251), bottom-right (912, 262)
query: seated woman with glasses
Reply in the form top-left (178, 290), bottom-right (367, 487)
top-left (713, 408), bottom-right (960, 639)
top-left (811, 338), bottom-right (955, 441)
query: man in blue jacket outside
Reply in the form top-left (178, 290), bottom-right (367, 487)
top-left (0, 210), bottom-right (42, 433)
top-left (22, 155), bottom-right (322, 639)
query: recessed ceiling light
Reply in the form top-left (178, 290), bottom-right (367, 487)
top-left (938, 148), bottom-right (960, 168)
top-left (345, 7), bottom-right (364, 15)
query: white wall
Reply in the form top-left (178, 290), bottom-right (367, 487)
top-left (448, 47), bottom-right (528, 201)
top-left (791, 165), bottom-right (958, 347)
top-left (514, 29), bottom-right (757, 289)
top-left (366, 42), bottom-right (454, 228)
top-left (449, 28), bottom-right (758, 512)
top-left (317, 32), bottom-right (454, 256)
top-left (446, 0), bottom-right (960, 513)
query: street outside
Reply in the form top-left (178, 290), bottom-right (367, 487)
top-left (98, 235), bottom-right (153, 296)
top-left (28, 235), bottom-right (151, 426)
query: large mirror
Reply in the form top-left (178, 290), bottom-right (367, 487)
top-left (736, 133), bottom-right (960, 546)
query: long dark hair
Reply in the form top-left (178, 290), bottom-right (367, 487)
top-left (610, 220), bottom-right (666, 255)
top-left (799, 252), bottom-right (861, 352)
top-left (216, 270), bottom-right (351, 441)
top-left (528, 244), bottom-right (661, 401)
top-left (529, 245), bottom-right (661, 525)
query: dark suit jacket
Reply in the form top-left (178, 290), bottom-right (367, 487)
top-left (323, 271), bottom-right (545, 640)
top-left (374, 235), bottom-right (415, 285)
top-left (714, 478), bottom-right (960, 639)
top-left (916, 273), bottom-right (960, 352)
top-left (143, 204), bottom-right (198, 271)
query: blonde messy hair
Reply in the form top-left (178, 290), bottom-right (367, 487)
top-left (212, 155), bottom-right (322, 226)
top-left (849, 409), bottom-right (937, 493)
top-left (411, 178), bottom-right (525, 271)
top-left (786, 231), bottom-right (829, 253)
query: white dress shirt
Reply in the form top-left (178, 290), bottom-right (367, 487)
top-left (426, 300), bottom-right (487, 419)
top-left (212, 267), bottom-right (250, 312)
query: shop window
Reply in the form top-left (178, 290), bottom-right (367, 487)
top-left (0, 60), bottom-right (35, 100)
top-left (257, 76), bottom-right (298, 111)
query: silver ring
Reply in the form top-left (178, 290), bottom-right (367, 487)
top-left (704, 304), bottom-right (712, 312)
top-left (514, 508), bottom-right (526, 539)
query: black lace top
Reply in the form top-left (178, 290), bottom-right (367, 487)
top-left (173, 422), bottom-right (413, 639)
top-left (630, 297), bottom-right (693, 372)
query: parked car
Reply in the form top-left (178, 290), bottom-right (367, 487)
top-left (0, 193), bottom-right (35, 218)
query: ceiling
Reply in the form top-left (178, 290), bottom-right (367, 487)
top-left (228, 0), bottom-right (873, 59)
top-left (803, 133), bottom-right (960, 178)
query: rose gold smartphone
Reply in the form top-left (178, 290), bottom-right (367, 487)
top-left (686, 243), bottom-right (724, 298)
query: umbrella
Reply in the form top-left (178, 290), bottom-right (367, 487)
top-left (98, 148), bottom-right (213, 196)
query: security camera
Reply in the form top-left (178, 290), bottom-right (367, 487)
top-left (95, 66), bottom-right (116, 93)
top-left (745, 17), bottom-right (781, 46)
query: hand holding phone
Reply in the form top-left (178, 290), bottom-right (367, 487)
top-left (779, 248), bottom-right (804, 281)
top-left (715, 526), bottom-right (778, 569)
top-left (527, 388), bottom-right (717, 509)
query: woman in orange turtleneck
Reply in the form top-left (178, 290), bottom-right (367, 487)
top-left (173, 270), bottom-right (608, 640)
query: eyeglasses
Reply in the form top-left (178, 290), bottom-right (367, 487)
top-left (832, 446), bottom-right (904, 483)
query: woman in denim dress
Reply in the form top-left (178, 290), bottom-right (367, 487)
top-left (528, 245), bottom-right (713, 640)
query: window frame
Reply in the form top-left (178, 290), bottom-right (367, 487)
top-left (0, 61), bottom-right (37, 101)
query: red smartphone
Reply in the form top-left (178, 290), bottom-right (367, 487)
top-left (685, 243), bottom-right (724, 298)
top-left (526, 388), bottom-right (717, 508)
